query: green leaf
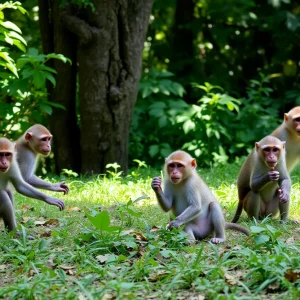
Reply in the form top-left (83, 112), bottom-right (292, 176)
top-left (250, 226), bottom-right (265, 233)
top-left (133, 195), bottom-right (149, 203)
top-left (33, 70), bottom-right (46, 88)
top-left (12, 39), bottom-right (26, 52)
top-left (43, 71), bottom-right (56, 86)
top-left (254, 234), bottom-right (270, 245)
top-left (46, 53), bottom-right (72, 64)
top-left (149, 144), bottom-right (159, 157)
top-left (45, 101), bottom-right (66, 110)
top-left (40, 104), bottom-right (52, 115)
top-left (1, 21), bottom-right (22, 33)
top-left (183, 119), bottom-right (196, 133)
top-left (286, 12), bottom-right (299, 32)
top-left (87, 210), bottom-right (110, 231)
top-left (9, 31), bottom-right (27, 45)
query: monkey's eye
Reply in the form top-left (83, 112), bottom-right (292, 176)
top-left (273, 148), bottom-right (278, 153)
top-left (169, 163), bottom-right (175, 168)
top-left (264, 147), bottom-right (270, 152)
top-left (3, 153), bottom-right (11, 157)
top-left (294, 117), bottom-right (300, 122)
top-left (177, 163), bottom-right (183, 168)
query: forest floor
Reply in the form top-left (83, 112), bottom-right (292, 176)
top-left (0, 161), bottom-right (300, 299)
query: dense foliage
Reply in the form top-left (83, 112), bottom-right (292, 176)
top-left (130, 0), bottom-right (300, 167)
top-left (0, 1), bottom-right (300, 169)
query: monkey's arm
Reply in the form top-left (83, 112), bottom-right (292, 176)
top-left (26, 175), bottom-right (69, 195)
top-left (10, 175), bottom-right (65, 210)
top-left (151, 177), bottom-right (173, 211)
top-left (278, 174), bottom-right (291, 203)
top-left (250, 170), bottom-right (279, 191)
top-left (169, 203), bottom-right (201, 229)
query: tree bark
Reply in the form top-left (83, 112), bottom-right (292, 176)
top-left (62, 0), bottom-right (153, 174)
top-left (38, 0), bottom-right (81, 173)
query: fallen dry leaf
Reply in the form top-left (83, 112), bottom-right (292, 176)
top-left (284, 269), bottom-right (300, 282)
top-left (20, 204), bottom-right (34, 211)
top-left (35, 219), bottom-right (60, 227)
top-left (59, 265), bottom-right (76, 275)
top-left (0, 265), bottom-right (8, 271)
top-left (40, 231), bottom-right (52, 238)
top-left (148, 272), bottom-right (169, 282)
top-left (46, 255), bottom-right (57, 269)
top-left (285, 236), bottom-right (295, 244)
top-left (267, 281), bottom-right (281, 293)
top-left (150, 226), bottom-right (161, 233)
top-left (66, 206), bottom-right (81, 212)
top-left (96, 254), bottom-right (112, 264)
top-left (20, 216), bottom-right (32, 224)
top-left (224, 273), bottom-right (238, 286)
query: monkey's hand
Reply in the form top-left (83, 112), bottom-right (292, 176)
top-left (45, 197), bottom-right (65, 211)
top-left (278, 188), bottom-right (289, 203)
top-left (51, 182), bottom-right (70, 195)
top-left (151, 177), bottom-right (162, 192)
top-left (267, 169), bottom-right (280, 181)
top-left (166, 219), bottom-right (181, 230)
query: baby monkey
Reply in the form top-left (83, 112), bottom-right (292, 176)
top-left (151, 150), bottom-right (249, 244)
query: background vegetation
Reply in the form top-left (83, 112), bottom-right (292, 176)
top-left (1, 1), bottom-right (300, 298)
top-left (1, 0), bottom-right (300, 172)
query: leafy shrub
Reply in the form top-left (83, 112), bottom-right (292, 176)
top-left (0, 47), bottom-right (71, 137)
top-left (130, 69), bottom-right (282, 167)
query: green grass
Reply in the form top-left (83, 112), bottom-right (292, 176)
top-left (1, 162), bottom-right (300, 299)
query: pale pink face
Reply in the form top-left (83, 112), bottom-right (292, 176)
top-left (262, 146), bottom-right (281, 168)
top-left (168, 162), bottom-right (186, 184)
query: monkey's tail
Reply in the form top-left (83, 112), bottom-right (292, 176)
top-left (231, 200), bottom-right (243, 223)
top-left (225, 222), bottom-right (249, 236)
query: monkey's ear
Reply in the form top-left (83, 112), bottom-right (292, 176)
top-left (282, 141), bottom-right (286, 149)
top-left (255, 142), bottom-right (260, 151)
top-left (284, 113), bottom-right (288, 122)
top-left (25, 132), bottom-right (32, 141)
top-left (191, 159), bottom-right (197, 169)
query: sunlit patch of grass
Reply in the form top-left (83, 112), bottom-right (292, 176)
top-left (0, 162), bottom-right (300, 298)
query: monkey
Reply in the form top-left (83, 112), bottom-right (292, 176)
top-left (0, 137), bottom-right (64, 235)
top-left (16, 124), bottom-right (69, 194)
top-left (231, 136), bottom-right (291, 223)
top-left (151, 150), bottom-right (249, 244)
top-left (271, 106), bottom-right (300, 173)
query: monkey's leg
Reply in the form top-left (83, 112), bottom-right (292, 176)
top-left (264, 192), bottom-right (280, 219)
top-left (183, 225), bottom-right (196, 244)
top-left (209, 202), bottom-right (226, 244)
top-left (6, 189), bottom-right (14, 205)
top-left (243, 191), bottom-right (263, 220)
top-left (0, 191), bottom-right (16, 231)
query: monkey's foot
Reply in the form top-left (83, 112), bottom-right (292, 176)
top-left (280, 219), bottom-right (299, 224)
top-left (210, 237), bottom-right (225, 244)
top-left (187, 238), bottom-right (196, 245)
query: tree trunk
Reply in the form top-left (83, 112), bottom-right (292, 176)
top-left (62, 0), bottom-right (153, 174)
top-left (38, 0), bottom-right (81, 173)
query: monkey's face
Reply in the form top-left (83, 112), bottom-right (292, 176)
top-left (167, 162), bottom-right (185, 184)
top-left (292, 116), bottom-right (300, 135)
top-left (262, 146), bottom-right (280, 168)
top-left (0, 152), bottom-right (12, 173)
top-left (31, 135), bottom-right (52, 156)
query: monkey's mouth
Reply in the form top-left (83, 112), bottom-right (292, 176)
top-left (0, 167), bottom-right (8, 172)
top-left (171, 177), bottom-right (181, 183)
top-left (42, 150), bottom-right (50, 155)
top-left (267, 162), bottom-right (277, 168)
